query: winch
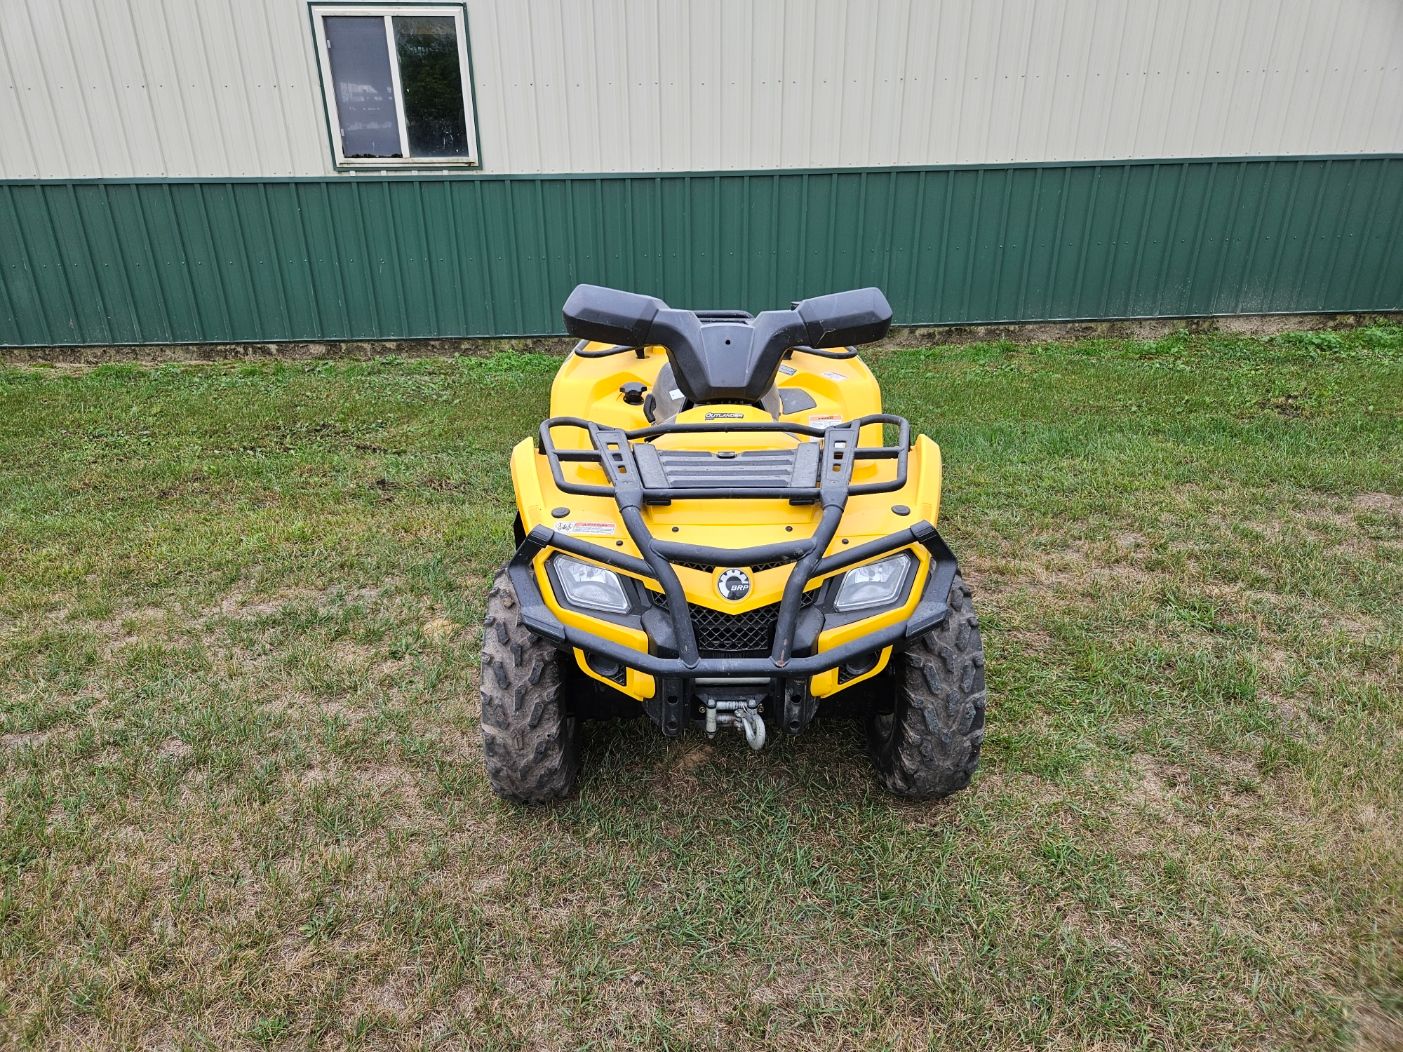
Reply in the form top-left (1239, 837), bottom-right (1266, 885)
top-left (702, 695), bottom-right (767, 750)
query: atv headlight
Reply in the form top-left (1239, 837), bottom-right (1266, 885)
top-left (833, 552), bottom-right (913, 612)
top-left (550, 554), bottom-right (630, 614)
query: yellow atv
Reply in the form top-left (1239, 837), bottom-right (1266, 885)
top-left (481, 285), bottom-right (985, 804)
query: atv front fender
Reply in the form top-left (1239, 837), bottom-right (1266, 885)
top-left (505, 523), bottom-right (960, 681)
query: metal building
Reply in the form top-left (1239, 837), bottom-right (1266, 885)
top-left (1, 0), bottom-right (1400, 346)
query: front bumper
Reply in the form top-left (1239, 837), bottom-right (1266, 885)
top-left (506, 522), bottom-right (959, 681)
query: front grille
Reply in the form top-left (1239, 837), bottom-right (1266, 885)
top-left (632, 444), bottom-right (821, 493)
top-left (650, 590), bottom-right (817, 655)
top-left (750, 556), bottom-right (798, 573)
top-left (670, 556), bottom-right (796, 574)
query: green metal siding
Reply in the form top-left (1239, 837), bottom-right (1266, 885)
top-left (1, 157), bottom-right (1400, 347)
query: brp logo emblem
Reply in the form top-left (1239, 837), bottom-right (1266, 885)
top-left (717, 568), bottom-right (751, 602)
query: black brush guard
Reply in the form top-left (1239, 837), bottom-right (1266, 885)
top-left (507, 413), bottom-right (959, 678)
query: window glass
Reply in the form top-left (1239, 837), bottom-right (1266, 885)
top-left (313, 6), bottom-right (478, 165)
top-left (323, 16), bottom-right (401, 158)
top-left (393, 16), bottom-right (470, 158)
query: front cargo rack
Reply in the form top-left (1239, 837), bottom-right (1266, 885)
top-left (514, 412), bottom-right (929, 687)
top-left (537, 413), bottom-right (910, 505)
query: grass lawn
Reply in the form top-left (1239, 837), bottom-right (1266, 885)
top-left (1, 326), bottom-right (1400, 1050)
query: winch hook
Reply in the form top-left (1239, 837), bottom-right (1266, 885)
top-left (703, 697), bottom-right (768, 751)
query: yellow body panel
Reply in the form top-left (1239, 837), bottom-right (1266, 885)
top-left (546, 343), bottom-right (884, 431)
top-left (806, 542), bottom-right (931, 696)
top-left (529, 546), bottom-right (657, 701)
top-left (516, 342), bottom-right (944, 701)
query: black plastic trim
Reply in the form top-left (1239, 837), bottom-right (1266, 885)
top-left (788, 344), bottom-right (861, 360)
top-left (510, 525), bottom-right (959, 680)
top-left (570, 339), bottom-right (648, 360)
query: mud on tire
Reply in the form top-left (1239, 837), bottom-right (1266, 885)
top-left (867, 571), bottom-right (986, 799)
top-left (480, 569), bottom-right (581, 805)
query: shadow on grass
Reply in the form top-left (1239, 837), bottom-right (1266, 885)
top-left (533, 712), bottom-right (985, 835)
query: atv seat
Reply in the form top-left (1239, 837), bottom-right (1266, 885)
top-left (642, 360), bottom-right (785, 423)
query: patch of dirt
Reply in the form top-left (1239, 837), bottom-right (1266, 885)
top-left (422, 617), bottom-right (457, 642)
top-left (1053, 900), bottom-right (1139, 961)
top-left (745, 954), bottom-right (873, 1011)
top-left (1350, 804), bottom-right (1400, 839)
top-left (1005, 541), bottom-right (1157, 596)
top-left (332, 641), bottom-right (377, 666)
top-left (1257, 392), bottom-right (1310, 417)
top-left (345, 585), bottom-right (390, 605)
top-left (1351, 1002), bottom-right (1403, 1052)
top-left (313, 698), bottom-right (362, 722)
top-left (1214, 755), bottom-right (1263, 806)
top-left (1331, 612), bottom-right (1384, 643)
top-left (295, 764), bottom-right (338, 788)
top-left (8, 313), bottom-right (1391, 370)
top-left (3, 335), bottom-right (577, 367)
top-left (1300, 504), bottom-right (1365, 532)
top-left (217, 587), bottom-right (323, 619)
top-left (1288, 499), bottom-right (1403, 558)
top-left (352, 971), bottom-right (416, 1019)
top-left (652, 744), bottom-right (717, 789)
top-left (1351, 492), bottom-right (1403, 516)
top-left (1128, 753), bottom-right (1189, 812)
top-left (158, 738), bottom-right (192, 760)
top-left (1004, 626), bottom-right (1055, 656)
top-left (355, 763), bottom-right (421, 800)
top-left (1202, 580), bottom-right (1380, 642)
top-left (2, 730), bottom-right (51, 748)
top-left (52, 603), bottom-right (194, 654)
top-left (1254, 644), bottom-right (1294, 677)
top-left (371, 657), bottom-right (409, 682)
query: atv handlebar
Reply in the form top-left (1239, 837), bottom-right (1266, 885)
top-left (561, 284), bottom-right (892, 403)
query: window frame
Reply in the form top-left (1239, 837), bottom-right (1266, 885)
top-left (310, 3), bottom-right (480, 169)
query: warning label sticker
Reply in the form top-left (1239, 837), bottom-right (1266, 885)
top-left (821, 370), bottom-right (848, 382)
top-left (555, 520), bottom-right (616, 536)
top-left (778, 363), bottom-right (798, 376)
top-left (808, 413), bottom-right (844, 429)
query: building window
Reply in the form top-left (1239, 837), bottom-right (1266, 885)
top-left (310, 5), bottom-right (478, 167)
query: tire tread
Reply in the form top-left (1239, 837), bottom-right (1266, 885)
top-left (868, 572), bottom-right (986, 799)
top-left (480, 569), bottom-right (580, 805)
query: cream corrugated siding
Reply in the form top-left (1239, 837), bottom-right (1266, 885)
top-left (2, 0), bottom-right (1401, 179)
top-left (0, 0), bottom-right (331, 177)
